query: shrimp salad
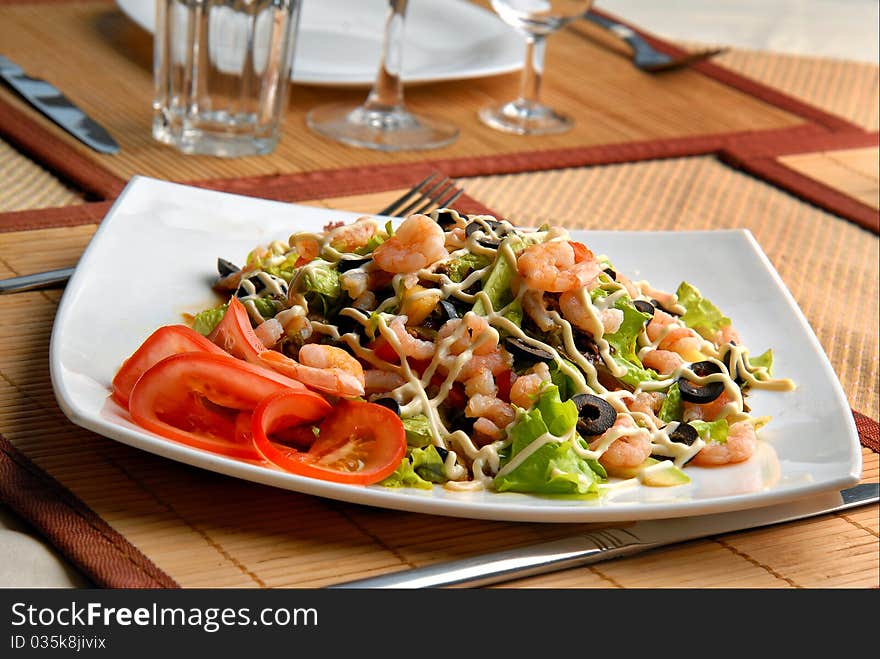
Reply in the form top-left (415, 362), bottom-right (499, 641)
top-left (193, 209), bottom-right (795, 496)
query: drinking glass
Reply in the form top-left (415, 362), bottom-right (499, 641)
top-left (481, 0), bottom-right (592, 135)
top-left (153, 0), bottom-right (301, 157)
top-left (305, 0), bottom-right (458, 151)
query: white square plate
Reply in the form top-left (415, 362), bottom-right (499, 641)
top-left (50, 177), bottom-right (862, 522)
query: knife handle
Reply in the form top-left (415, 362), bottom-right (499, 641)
top-left (0, 267), bottom-right (74, 294)
top-left (583, 12), bottom-right (659, 62)
top-left (329, 528), bottom-right (653, 589)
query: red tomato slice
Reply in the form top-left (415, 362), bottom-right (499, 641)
top-left (252, 395), bottom-right (406, 485)
top-left (208, 297), bottom-right (266, 364)
top-left (111, 325), bottom-right (227, 407)
top-left (495, 369), bottom-right (513, 403)
top-left (369, 337), bottom-right (400, 364)
top-left (129, 353), bottom-right (319, 459)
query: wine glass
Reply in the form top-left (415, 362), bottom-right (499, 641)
top-left (480, 0), bottom-right (592, 135)
top-left (306, 0), bottom-right (459, 151)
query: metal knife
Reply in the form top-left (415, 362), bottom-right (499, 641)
top-left (330, 483), bottom-right (879, 588)
top-left (0, 55), bottom-right (119, 154)
top-left (0, 266), bottom-right (75, 295)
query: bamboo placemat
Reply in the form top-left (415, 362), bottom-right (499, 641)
top-left (0, 163), bottom-right (876, 589)
top-left (0, 138), bottom-right (83, 211)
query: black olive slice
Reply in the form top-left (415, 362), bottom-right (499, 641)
top-left (668, 421), bottom-right (698, 446)
top-left (437, 300), bottom-right (459, 321)
top-left (217, 258), bottom-right (240, 277)
top-left (573, 331), bottom-right (599, 358)
top-left (465, 220), bottom-right (506, 248)
top-left (465, 219), bottom-right (503, 237)
top-left (505, 337), bottom-right (554, 364)
top-left (434, 446), bottom-right (449, 461)
top-left (633, 300), bottom-right (655, 317)
top-left (651, 299), bottom-right (681, 316)
top-left (373, 397), bottom-right (401, 416)
top-left (602, 268), bottom-right (617, 281)
top-left (336, 255), bottom-right (372, 272)
top-left (235, 275), bottom-right (266, 298)
top-left (571, 394), bottom-right (617, 436)
top-left (433, 209), bottom-right (461, 230)
top-left (678, 361), bottom-right (725, 404)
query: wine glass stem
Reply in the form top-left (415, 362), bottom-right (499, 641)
top-left (363, 0), bottom-right (408, 113)
top-left (517, 34), bottom-right (547, 107)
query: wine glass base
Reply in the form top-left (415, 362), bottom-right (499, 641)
top-left (478, 100), bottom-right (573, 135)
top-left (306, 103), bottom-right (458, 151)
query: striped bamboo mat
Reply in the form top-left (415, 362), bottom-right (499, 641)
top-left (0, 166), bottom-right (876, 588)
top-left (0, 138), bottom-right (82, 211)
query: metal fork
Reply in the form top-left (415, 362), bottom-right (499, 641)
top-left (0, 173), bottom-right (466, 295)
top-left (583, 12), bottom-right (726, 73)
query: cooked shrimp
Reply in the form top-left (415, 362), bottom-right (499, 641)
top-left (683, 391), bottom-right (734, 422)
top-left (691, 420), bottom-right (756, 466)
top-left (259, 345), bottom-right (365, 398)
top-left (517, 240), bottom-right (602, 293)
top-left (509, 362), bottom-right (551, 409)
top-left (254, 318), bottom-right (283, 348)
top-left (437, 313), bottom-right (499, 356)
top-left (464, 369), bottom-right (497, 398)
top-left (275, 307), bottom-right (313, 342)
top-left (387, 316), bottom-right (435, 360)
top-left (714, 324), bottom-right (741, 348)
top-left (290, 234), bottom-right (319, 264)
top-left (559, 291), bottom-right (623, 335)
top-left (473, 418), bottom-right (505, 443)
top-left (646, 310), bottom-right (704, 361)
top-left (592, 415), bottom-right (653, 470)
top-left (373, 214), bottom-right (449, 273)
top-left (364, 369), bottom-right (406, 395)
top-left (626, 392), bottom-right (664, 416)
top-left (325, 217), bottom-right (379, 253)
top-left (445, 227), bottom-right (467, 250)
top-left (641, 349), bottom-right (685, 375)
top-left (466, 394), bottom-right (515, 429)
top-left (447, 348), bottom-right (512, 382)
top-left (521, 289), bottom-right (556, 332)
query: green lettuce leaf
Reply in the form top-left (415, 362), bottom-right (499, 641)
top-left (658, 383), bottom-right (683, 423)
top-left (749, 349), bottom-right (773, 373)
top-left (378, 445), bottom-right (447, 489)
top-left (676, 282), bottom-right (731, 340)
top-left (411, 445), bottom-right (448, 484)
top-left (494, 386), bottom-right (604, 496)
top-left (297, 260), bottom-right (342, 316)
top-left (690, 418), bottom-right (730, 444)
top-left (597, 291), bottom-right (656, 388)
top-left (192, 304), bottom-right (227, 336)
top-left (442, 252), bottom-right (491, 284)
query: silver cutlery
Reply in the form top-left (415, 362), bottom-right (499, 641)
top-left (329, 483), bottom-right (879, 588)
top-left (0, 174), bottom-right (465, 295)
top-left (0, 54), bottom-right (120, 154)
top-left (583, 12), bottom-right (726, 72)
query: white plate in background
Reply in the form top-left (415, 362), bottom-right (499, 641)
top-left (116, 0), bottom-right (524, 86)
top-left (50, 177), bottom-right (862, 523)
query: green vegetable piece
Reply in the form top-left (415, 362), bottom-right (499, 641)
top-left (411, 445), bottom-right (448, 484)
top-left (442, 253), bottom-right (491, 283)
top-left (251, 297), bottom-right (281, 320)
top-left (597, 292), bottom-right (656, 388)
top-left (640, 462), bottom-right (691, 487)
top-left (473, 238), bottom-right (523, 316)
top-left (297, 260), bottom-right (342, 316)
top-left (402, 415), bottom-right (433, 448)
top-left (690, 418), bottom-right (730, 444)
top-left (748, 349), bottom-right (773, 374)
top-left (192, 304), bottom-right (227, 336)
top-left (676, 281), bottom-right (731, 341)
top-left (494, 386), bottom-right (604, 496)
top-left (379, 458), bottom-right (433, 490)
top-left (658, 383), bottom-right (683, 422)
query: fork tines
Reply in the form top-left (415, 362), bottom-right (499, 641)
top-left (378, 173), bottom-right (464, 217)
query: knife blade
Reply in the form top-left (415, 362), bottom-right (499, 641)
top-left (329, 483), bottom-right (878, 588)
top-left (0, 55), bottom-right (119, 154)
